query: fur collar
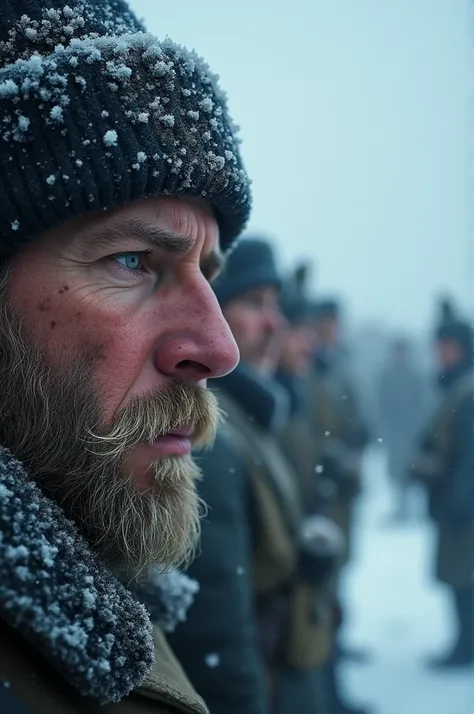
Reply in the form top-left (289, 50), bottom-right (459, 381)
top-left (0, 446), bottom-right (198, 704)
top-left (132, 569), bottom-right (199, 635)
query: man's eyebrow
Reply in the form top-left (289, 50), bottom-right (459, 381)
top-left (89, 219), bottom-right (195, 254)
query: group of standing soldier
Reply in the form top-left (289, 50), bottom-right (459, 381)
top-left (169, 237), bottom-right (372, 714)
top-left (168, 238), bottom-right (474, 714)
top-left (374, 301), bottom-right (473, 674)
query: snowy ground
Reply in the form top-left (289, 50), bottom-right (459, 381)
top-left (338, 447), bottom-right (473, 714)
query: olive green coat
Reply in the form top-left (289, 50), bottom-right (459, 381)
top-left (0, 623), bottom-right (208, 714)
top-left (217, 389), bottom-right (333, 671)
top-left (305, 370), bottom-right (364, 565)
top-left (413, 372), bottom-right (473, 588)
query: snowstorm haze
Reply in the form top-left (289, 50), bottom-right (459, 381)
top-left (130, 0), bottom-right (471, 332)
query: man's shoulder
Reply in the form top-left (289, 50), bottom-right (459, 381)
top-left (0, 618), bottom-right (208, 714)
top-left (134, 627), bottom-right (208, 714)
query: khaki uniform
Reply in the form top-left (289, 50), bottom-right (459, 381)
top-left (306, 370), bottom-right (366, 566)
top-left (217, 390), bottom-right (332, 673)
top-left (280, 410), bottom-right (336, 670)
top-left (412, 371), bottom-right (474, 589)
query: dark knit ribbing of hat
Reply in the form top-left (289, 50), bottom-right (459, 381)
top-left (0, 1), bottom-right (251, 256)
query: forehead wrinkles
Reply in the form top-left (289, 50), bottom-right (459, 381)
top-left (166, 200), bottom-right (216, 248)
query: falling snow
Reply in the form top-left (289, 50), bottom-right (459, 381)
top-left (205, 653), bottom-right (220, 668)
top-left (340, 447), bottom-right (473, 714)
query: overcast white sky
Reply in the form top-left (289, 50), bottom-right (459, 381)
top-left (131, 0), bottom-right (471, 332)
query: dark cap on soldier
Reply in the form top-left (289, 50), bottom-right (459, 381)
top-left (279, 283), bottom-right (312, 325)
top-left (213, 236), bottom-right (281, 307)
top-left (311, 298), bottom-right (341, 322)
top-left (436, 320), bottom-right (473, 359)
top-left (0, 0), bottom-right (251, 258)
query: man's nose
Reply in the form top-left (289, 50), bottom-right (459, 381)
top-left (154, 285), bottom-right (240, 383)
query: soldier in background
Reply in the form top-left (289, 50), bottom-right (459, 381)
top-left (307, 298), bottom-right (373, 714)
top-left (214, 238), bottom-right (342, 714)
top-left (276, 283), bottom-right (329, 512)
top-left (435, 295), bottom-right (459, 332)
top-left (309, 299), bottom-right (371, 574)
top-left (411, 320), bottom-right (474, 669)
top-left (167, 425), bottom-right (269, 714)
top-left (376, 337), bottom-right (428, 522)
top-left (276, 281), bottom-right (345, 713)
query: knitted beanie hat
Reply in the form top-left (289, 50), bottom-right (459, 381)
top-left (0, 0), bottom-right (251, 258)
top-left (213, 236), bottom-right (281, 307)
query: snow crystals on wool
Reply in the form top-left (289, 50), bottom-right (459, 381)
top-left (0, 4), bottom-right (242, 177)
top-left (103, 129), bottom-right (118, 147)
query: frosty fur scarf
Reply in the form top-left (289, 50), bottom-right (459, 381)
top-left (0, 445), bottom-right (199, 705)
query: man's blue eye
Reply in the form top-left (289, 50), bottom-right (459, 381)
top-left (114, 253), bottom-right (143, 271)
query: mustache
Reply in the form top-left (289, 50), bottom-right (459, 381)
top-left (84, 380), bottom-right (222, 459)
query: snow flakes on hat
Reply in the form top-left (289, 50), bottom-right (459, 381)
top-left (0, 5), bottom-right (241, 174)
top-left (0, 3), bottom-right (250, 252)
top-left (0, 3), bottom-right (142, 66)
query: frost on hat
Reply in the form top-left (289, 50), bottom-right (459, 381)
top-left (0, 1), bottom-right (251, 256)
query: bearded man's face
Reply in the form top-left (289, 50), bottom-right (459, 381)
top-left (0, 196), bottom-right (239, 578)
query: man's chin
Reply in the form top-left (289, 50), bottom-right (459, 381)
top-left (125, 447), bottom-right (194, 493)
top-left (129, 464), bottom-right (160, 493)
